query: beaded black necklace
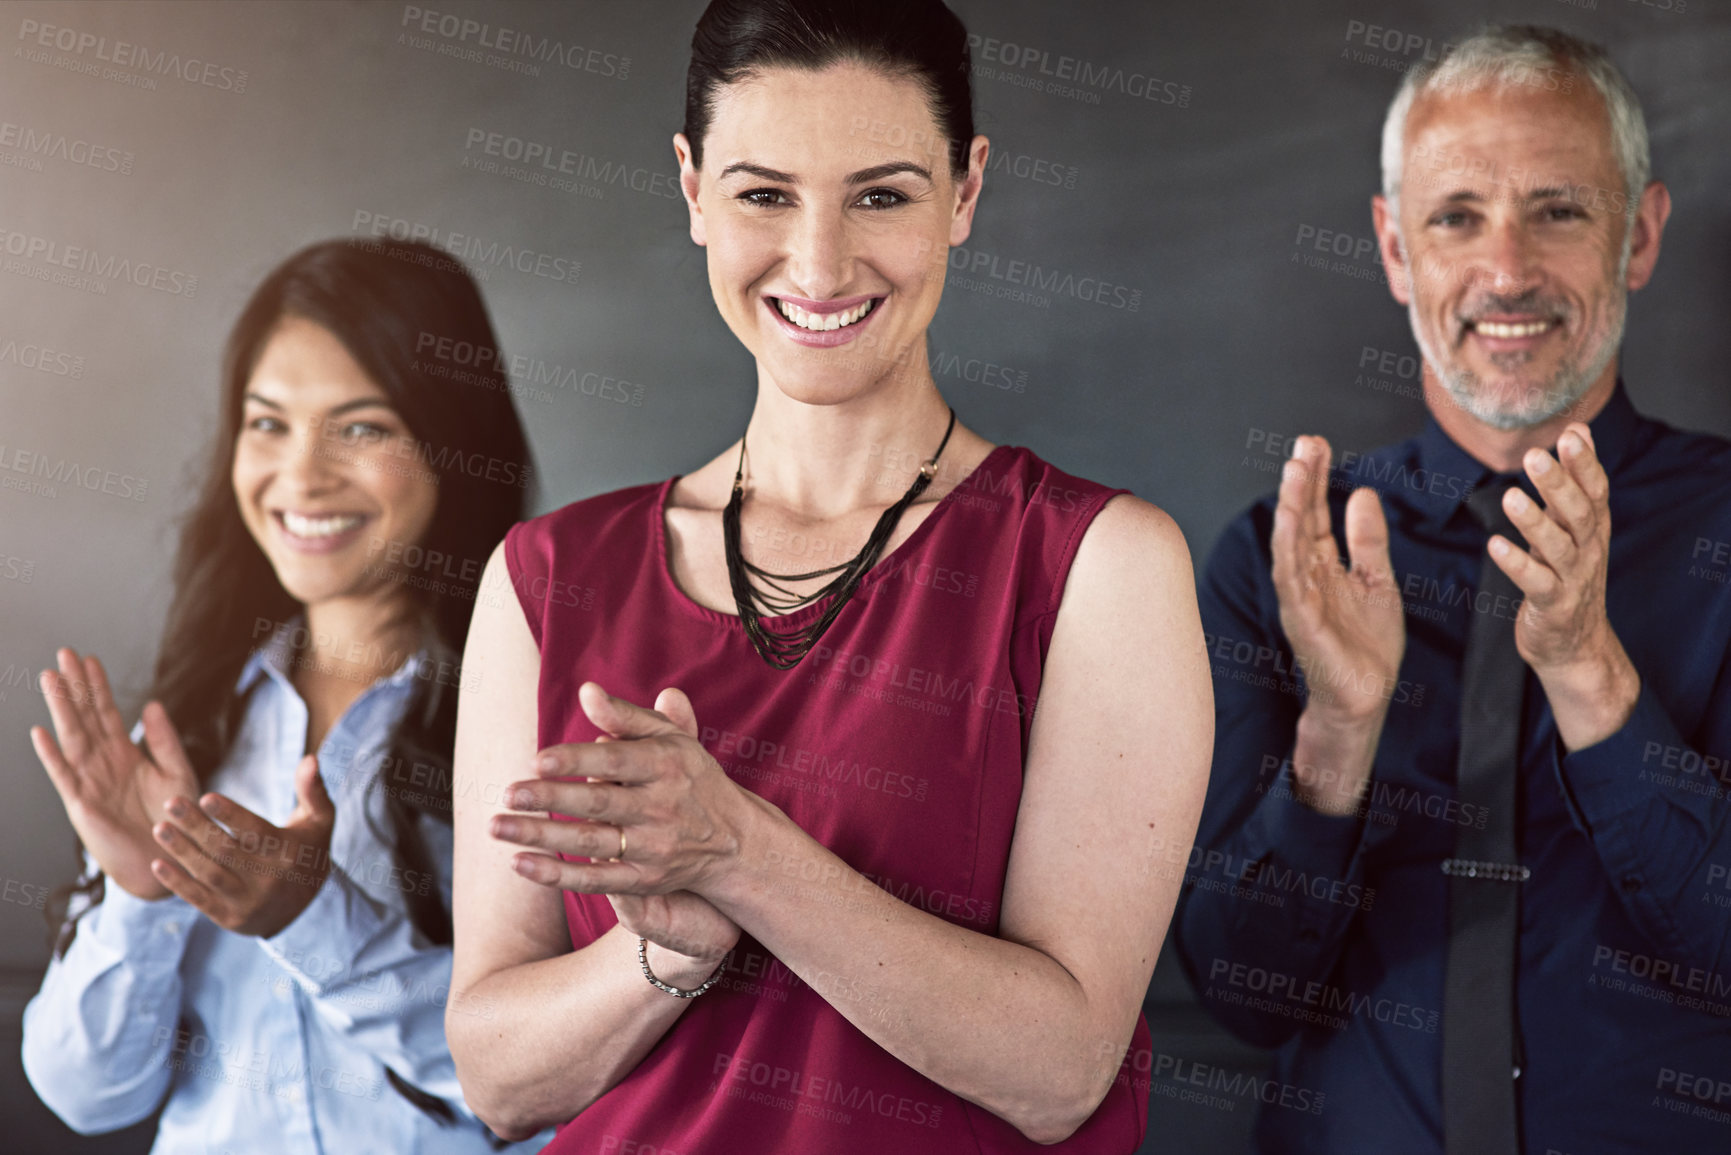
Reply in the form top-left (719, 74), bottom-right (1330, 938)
top-left (722, 407), bottom-right (957, 669)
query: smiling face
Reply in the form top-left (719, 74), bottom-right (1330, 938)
top-left (1375, 80), bottom-right (1641, 430)
top-left (231, 315), bottom-right (438, 608)
top-left (675, 60), bottom-right (984, 403)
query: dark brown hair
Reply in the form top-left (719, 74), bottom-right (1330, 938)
top-left (685, 0), bottom-right (976, 175)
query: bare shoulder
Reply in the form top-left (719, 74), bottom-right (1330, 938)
top-left (1068, 493), bottom-right (1195, 598)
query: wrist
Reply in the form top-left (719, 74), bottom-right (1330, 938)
top-left (702, 789), bottom-right (785, 912)
top-left (641, 938), bottom-right (732, 993)
top-left (1290, 707), bottom-right (1383, 816)
top-left (1536, 636), bottom-right (1640, 751)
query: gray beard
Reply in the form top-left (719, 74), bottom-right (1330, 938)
top-left (1405, 241), bottom-right (1630, 431)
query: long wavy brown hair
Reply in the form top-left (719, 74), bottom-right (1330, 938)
top-left (47, 237), bottom-right (533, 1131)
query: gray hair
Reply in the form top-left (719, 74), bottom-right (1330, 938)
top-left (1380, 25), bottom-right (1650, 226)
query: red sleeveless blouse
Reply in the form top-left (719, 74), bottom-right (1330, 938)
top-left (504, 443), bottom-right (1150, 1153)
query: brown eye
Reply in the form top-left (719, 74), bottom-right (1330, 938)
top-left (739, 189), bottom-right (790, 207)
top-left (857, 188), bottom-right (908, 209)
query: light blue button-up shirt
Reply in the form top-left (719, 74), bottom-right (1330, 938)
top-left (22, 620), bottom-right (551, 1153)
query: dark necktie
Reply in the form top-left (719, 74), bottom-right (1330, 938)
top-left (1442, 478), bottom-right (1528, 1155)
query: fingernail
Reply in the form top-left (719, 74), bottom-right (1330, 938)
top-left (1561, 432), bottom-right (1582, 454)
top-left (1506, 489), bottom-right (1531, 512)
top-left (509, 788), bottom-right (534, 809)
top-left (1527, 452), bottom-right (1552, 474)
top-left (492, 816), bottom-right (518, 840)
top-left (1489, 537), bottom-right (1509, 557)
top-left (166, 798), bottom-right (186, 818)
top-left (535, 753), bottom-right (558, 773)
top-left (512, 856), bottom-right (538, 878)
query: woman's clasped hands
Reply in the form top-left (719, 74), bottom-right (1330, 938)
top-left (489, 681), bottom-right (755, 966)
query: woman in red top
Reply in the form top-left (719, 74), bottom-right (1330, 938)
top-left (448, 1), bottom-right (1212, 1151)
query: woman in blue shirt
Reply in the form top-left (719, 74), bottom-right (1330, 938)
top-left (22, 237), bottom-right (547, 1152)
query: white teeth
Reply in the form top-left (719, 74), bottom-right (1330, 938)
top-left (1475, 319), bottom-right (1554, 339)
top-left (281, 512), bottom-right (364, 539)
top-left (776, 299), bottom-right (875, 332)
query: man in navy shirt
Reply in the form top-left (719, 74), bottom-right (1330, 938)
top-left (1175, 25), bottom-right (1731, 1154)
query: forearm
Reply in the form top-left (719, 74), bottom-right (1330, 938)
top-left (1537, 632), bottom-right (1641, 753)
top-left (703, 806), bottom-right (1133, 1144)
top-left (262, 865), bottom-right (476, 1101)
top-left (1288, 703), bottom-right (1388, 815)
top-left (1553, 680), bottom-right (1731, 969)
top-left (21, 892), bottom-right (190, 1132)
top-left (1174, 766), bottom-right (1369, 1048)
top-left (448, 922), bottom-right (721, 1139)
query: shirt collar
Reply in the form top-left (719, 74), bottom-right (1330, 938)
top-left (1412, 377), bottom-right (1642, 523)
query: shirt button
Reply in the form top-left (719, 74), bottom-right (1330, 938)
top-left (162, 920), bottom-right (182, 936)
top-left (1298, 929), bottom-right (1320, 944)
top-left (1621, 876), bottom-right (1642, 894)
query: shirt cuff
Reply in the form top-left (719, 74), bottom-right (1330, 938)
top-left (86, 883), bottom-right (197, 966)
top-left (1241, 781), bottom-right (1370, 882)
top-left (259, 863), bottom-right (383, 994)
top-left (1552, 681), bottom-right (1696, 835)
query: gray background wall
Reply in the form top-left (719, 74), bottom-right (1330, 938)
top-left (2, 0), bottom-right (1726, 1150)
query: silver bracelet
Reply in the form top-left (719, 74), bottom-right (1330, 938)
top-left (637, 937), bottom-right (733, 998)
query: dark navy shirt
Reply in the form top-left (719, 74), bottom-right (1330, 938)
top-left (1174, 383), bottom-right (1731, 1154)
